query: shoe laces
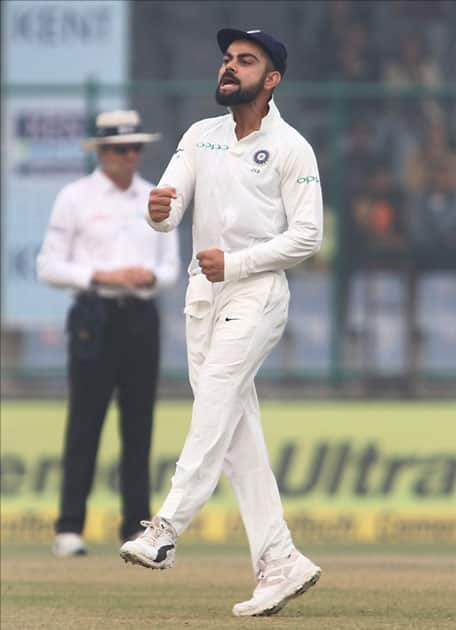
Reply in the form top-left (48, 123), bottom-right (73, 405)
top-left (256, 559), bottom-right (267, 582)
top-left (139, 518), bottom-right (175, 544)
top-left (255, 556), bottom-right (291, 591)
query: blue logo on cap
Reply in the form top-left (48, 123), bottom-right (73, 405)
top-left (254, 149), bottom-right (270, 165)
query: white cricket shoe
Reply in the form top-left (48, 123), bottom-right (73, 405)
top-left (52, 533), bottom-right (87, 557)
top-left (119, 516), bottom-right (177, 569)
top-left (232, 550), bottom-right (321, 617)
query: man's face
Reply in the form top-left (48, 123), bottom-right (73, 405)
top-left (98, 143), bottom-right (143, 178)
top-left (215, 39), bottom-right (273, 106)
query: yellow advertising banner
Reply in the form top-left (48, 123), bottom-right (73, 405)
top-left (1, 401), bottom-right (455, 544)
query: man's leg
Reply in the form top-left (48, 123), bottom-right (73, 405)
top-left (223, 384), bottom-right (294, 574)
top-left (225, 388), bottom-right (321, 618)
top-left (56, 320), bottom-right (116, 536)
top-left (117, 300), bottom-right (160, 541)
top-left (158, 273), bottom-right (289, 534)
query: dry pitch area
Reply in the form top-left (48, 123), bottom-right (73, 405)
top-left (1, 543), bottom-right (455, 630)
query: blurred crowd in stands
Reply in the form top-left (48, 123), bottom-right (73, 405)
top-left (130, 0), bottom-right (455, 272)
top-left (301, 0), bottom-right (456, 270)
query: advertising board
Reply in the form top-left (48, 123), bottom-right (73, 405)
top-left (2, 402), bottom-right (455, 544)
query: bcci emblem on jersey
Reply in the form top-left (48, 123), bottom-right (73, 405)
top-left (253, 149), bottom-right (270, 165)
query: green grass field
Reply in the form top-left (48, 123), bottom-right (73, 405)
top-left (1, 542), bottom-right (455, 629)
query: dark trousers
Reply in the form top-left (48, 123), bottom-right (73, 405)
top-left (55, 293), bottom-right (159, 541)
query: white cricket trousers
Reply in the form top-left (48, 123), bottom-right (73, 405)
top-left (158, 271), bottom-right (295, 572)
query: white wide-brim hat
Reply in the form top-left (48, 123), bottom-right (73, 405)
top-left (82, 110), bottom-right (161, 150)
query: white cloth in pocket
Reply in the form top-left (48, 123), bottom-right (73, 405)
top-left (184, 273), bottom-right (213, 319)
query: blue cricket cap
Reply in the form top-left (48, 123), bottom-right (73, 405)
top-left (217, 28), bottom-right (288, 76)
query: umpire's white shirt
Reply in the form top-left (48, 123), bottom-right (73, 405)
top-left (37, 169), bottom-right (180, 298)
top-left (148, 99), bottom-right (323, 281)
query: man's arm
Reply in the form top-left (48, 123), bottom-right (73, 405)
top-left (37, 187), bottom-right (160, 291)
top-left (146, 229), bottom-right (181, 289)
top-left (146, 125), bottom-right (198, 232)
top-left (36, 187), bottom-right (94, 289)
top-left (224, 139), bottom-right (323, 282)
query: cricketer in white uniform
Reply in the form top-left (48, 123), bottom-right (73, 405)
top-left (120, 28), bottom-right (323, 617)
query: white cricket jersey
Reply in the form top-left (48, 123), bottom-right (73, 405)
top-left (147, 99), bottom-right (323, 282)
top-left (37, 169), bottom-right (180, 298)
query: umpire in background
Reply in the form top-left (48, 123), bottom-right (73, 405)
top-left (37, 110), bottom-right (180, 556)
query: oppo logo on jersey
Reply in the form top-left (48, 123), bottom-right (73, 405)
top-left (196, 142), bottom-right (229, 151)
top-left (297, 175), bottom-right (320, 184)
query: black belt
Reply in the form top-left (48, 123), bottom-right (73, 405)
top-left (76, 292), bottom-right (154, 309)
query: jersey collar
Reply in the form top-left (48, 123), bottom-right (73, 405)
top-left (260, 98), bottom-right (282, 132)
top-left (93, 169), bottom-right (141, 196)
top-left (228, 97), bottom-right (282, 136)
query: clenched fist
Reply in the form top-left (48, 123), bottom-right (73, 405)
top-left (196, 248), bottom-right (225, 283)
top-left (148, 187), bottom-right (176, 223)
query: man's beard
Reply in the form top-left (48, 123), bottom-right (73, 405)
top-left (215, 73), bottom-right (265, 106)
